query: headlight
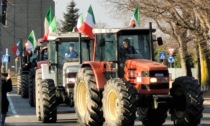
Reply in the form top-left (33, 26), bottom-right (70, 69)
top-left (136, 77), bottom-right (142, 82)
top-left (129, 71), bottom-right (135, 77)
top-left (67, 78), bottom-right (76, 83)
top-left (150, 78), bottom-right (157, 83)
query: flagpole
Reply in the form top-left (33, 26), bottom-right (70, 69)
top-left (79, 33), bottom-right (82, 64)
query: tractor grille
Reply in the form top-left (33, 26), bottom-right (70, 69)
top-left (141, 83), bottom-right (169, 90)
top-left (142, 70), bottom-right (169, 77)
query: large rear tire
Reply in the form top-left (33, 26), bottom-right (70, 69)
top-left (40, 79), bottom-right (57, 123)
top-left (35, 69), bottom-right (42, 121)
top-left (102, 78), bottom-right (137, 126)
top-left (74, 68), bottom-right (104, 126)
top-left (21, 74), bottom-right (29, 98)
top-left (170, 76), bottom-right (204, 126)
top-left (29, 68), bottom-right (35, 107)
top-left (17, 74), bottom-right (21, 95)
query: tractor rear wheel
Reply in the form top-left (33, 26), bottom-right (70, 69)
top-left (170, 76), bottom-right (204, 126)
top-left (74, 68), bottom-right (104, 126)
top-left (17, 74), bottom-right (21, 95)
top-left (21, 74), bottom-right (29, 98)
top-left (29, 68), bottom-right (35, 107)
top-left (40, 79), bottom-right (57, 123)
top-left (102, 78), bottom-right (137, 126)
top-left (35, 69), bottom-right (42, 121)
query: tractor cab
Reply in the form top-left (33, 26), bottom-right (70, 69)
top-left (35, 38), bottom-right (48, 62)
top-left (93, 23), bottom-right (163, 79)
top-left (46, 32), bottom-right (93, 87)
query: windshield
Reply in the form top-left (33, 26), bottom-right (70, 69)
top-left (48, 40), bottom-right (93, 86)
top-left (58, 41), bottom-right (92, 63)
top-left (118, 34), bottom-right (151, 63)
top-left (59, 42), bottom-right (79, 63)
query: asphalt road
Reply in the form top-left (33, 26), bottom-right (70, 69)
top-left (4, 86), bottom-right (210, 126)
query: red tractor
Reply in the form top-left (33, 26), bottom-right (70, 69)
top-left (74, 23), bottom-right (203, 126)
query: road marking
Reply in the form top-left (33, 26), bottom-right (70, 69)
top-left (7, 96), bottom-right (20, 117)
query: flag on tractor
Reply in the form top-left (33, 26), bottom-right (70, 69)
top-left (11, 40), bottom-right (23, 56)
top-left (26, 30), bottom-right (36, 52)
top-left (79, 5), bottom-right (95, 38)
top-left (76, 13), bottom-right (83, 32)
top-left (42, 7), bottom-right (57, 40)
top-left (129, 5), bottom-right (140, 27)
top-left (50, 17), bottom-right (57, 32)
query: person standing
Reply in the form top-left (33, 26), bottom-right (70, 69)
top-left (1, 73), bottom-right (12, 126)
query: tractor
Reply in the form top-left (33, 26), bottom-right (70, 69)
top-left (35, 32), bottom-right (93, 123)
top-left (74, 23), bottom-right (204, 126)
top-left (28, 39), bottom-right (48, 107)
top-left (16, 47), bottom-right (33, 98)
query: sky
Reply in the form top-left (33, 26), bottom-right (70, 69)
top-left (55, 0), bottom-right (124, 28)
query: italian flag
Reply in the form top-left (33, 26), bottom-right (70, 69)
top-left (76, 13), bottom-right (83, 32)
top-left (42, 7), bottom-right (57, 40)
top-left (50, 17), bottom-right (57, 32)
top-left (129, 5), bottom-right (140, 27)
top-left (26, 30), bottom-right (36, 52)
top-left (79, 5), bottom-right (95, 38)
top-left (11, 40), bottom-right (23, 56)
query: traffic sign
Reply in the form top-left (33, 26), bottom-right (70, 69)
top-left (167, 47), bottom-right (175, 56)
top-left (159, 52), bottom-right (167, 60)
top-left (2, 55), bottom-right (9, 63)
top-left (168, 56), bottom-right (175, 63)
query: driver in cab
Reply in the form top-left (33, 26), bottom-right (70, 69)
top-left (119, 38), bottom-right (136, 63)
top-left (65, 43), bottom-right (78, 59)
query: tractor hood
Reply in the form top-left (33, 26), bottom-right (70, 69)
top-left (125, 59), bottom-right (168, 71)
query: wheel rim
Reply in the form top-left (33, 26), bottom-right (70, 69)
top-left (173, 88), bottom-right (186, 118)
top-left (106, 90), bottom-right (120, 120)
top-left (77, 81), bottom-right (87, 116)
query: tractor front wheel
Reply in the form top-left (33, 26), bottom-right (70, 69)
top-left (35, 69), bottom-right (42, 121)
top-left (40, 79), bottom-right (57, 123)
top-left (17, 74), bottom-right (21, 95)
top-left (102, 78), bottom-right (137, 126)
top-left (74, 68), bottom-right (104, 126)
top-left (29, 68), bottom-right (35, 107)
top-left (170, 76), bottom-right (204, 126)
top-left (21, 74), bottom-right (29, 98)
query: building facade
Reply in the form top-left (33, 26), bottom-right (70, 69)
top-left (1, 0), bottom-right (55, 68)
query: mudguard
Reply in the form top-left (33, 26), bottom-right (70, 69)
top-left (81, 61), bottom-right (107, 89)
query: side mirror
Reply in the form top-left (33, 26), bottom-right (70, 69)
top-left (157, 37), bottom-right (163, 46)
top-left (99, 38), bottom-right (105, 47)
